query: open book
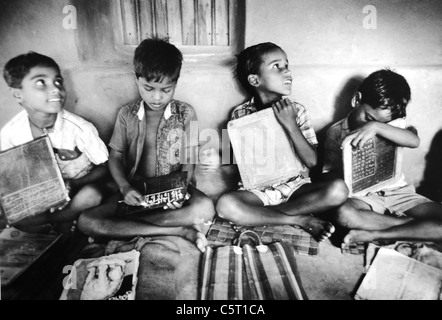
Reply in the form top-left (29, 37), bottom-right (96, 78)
top-left (355, 247), bottom-right (442, 300)
top-left (60, 250), bottom-right (140, 300)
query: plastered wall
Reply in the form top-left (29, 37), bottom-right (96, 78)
top-left (0, 0), bottom-right (441, 198)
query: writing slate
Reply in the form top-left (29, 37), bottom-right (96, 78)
top-left (343, 118), bottom-right (405, 196)
top-left (228, 107), bottom-right (305, 190)
top-left (118, 171), bottom-right (188, 215)
top-left (0, 136), bottom-right (69, 225)
top-left (0, 227), bottom-right (61, 287)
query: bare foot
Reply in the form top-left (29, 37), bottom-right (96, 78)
top-left (341, 229), bottom-right (375, 248)
top-left (181, 227), bottom-right (208, 253)
top-left (193, 217), bottom-right (213, 236)
top-left (294, 215), bottom-right (335, 242)
top-left (194, 232), bottom-right (208, 253)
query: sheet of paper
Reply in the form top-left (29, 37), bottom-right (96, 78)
top-left (355, 247), bottom-right (442, 300)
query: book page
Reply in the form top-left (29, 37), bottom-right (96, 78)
top-left (355, 248), bottom-right (442, 300)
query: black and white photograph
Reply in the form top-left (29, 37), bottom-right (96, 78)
top-left (1, 0), bottom-right (442, 309)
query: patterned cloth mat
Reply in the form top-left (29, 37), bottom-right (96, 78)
top-left (341, 242), bottom-right (367, 255)
top-left (206, 216), bottom-right (319, 256)
top-left (341, 240), bottom-right (403, 255)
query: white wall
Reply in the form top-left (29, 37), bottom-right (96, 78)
top-left (245, 0), bottom-right (442, 187)
top-left (0, 0), bottom-right (441, 193)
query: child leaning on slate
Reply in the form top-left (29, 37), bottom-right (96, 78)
top-left (216, 42), bottom-right (349, 242)
top-left (1, 52), bottom-right (111, 234)
top-left (321, 69), bottom-right (442, 248)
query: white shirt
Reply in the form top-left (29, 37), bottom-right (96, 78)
top-left (1, 109), bottom-right (109, 179)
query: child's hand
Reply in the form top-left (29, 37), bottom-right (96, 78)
top-left (342, 121), bottom-right (379, 149)
top-left (64, 179), bottom-right (75, 197)
top-left (122, 187), bottom-right (144, 206)
top-left (163, 201), bottom-right (183, 210)
top-left (50, 181), bottom-right (72, 212)
top-left (49, 200), bottom-right (70, 213)
top-left (272, 98), bottom-right (298, 131)
top-left (81, 258), bottom-right (125, 300)
top-left (163, 193), bottom-right (191, 210)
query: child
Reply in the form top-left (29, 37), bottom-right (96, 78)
top-left (78, 38), bottom-right (215, 253)
top-left (322, 69), bottom-right (442, 247)
top-left (1, 52), bottom-right (110, 233)
top-left (216, 42), bottom-right (348, 242)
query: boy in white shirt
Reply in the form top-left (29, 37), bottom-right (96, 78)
top-left (1, 51), bottom-right (110, 233)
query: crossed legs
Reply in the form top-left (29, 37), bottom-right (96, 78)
top-left (335, 199), bottom-right (442, 246)
top-left (216, 179), bottom-right (348, 242)
top-left (78, 185), bottom-right (215, 252)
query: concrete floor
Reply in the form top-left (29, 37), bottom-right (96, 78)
top-left (296, 239), bottom-right (365, 300)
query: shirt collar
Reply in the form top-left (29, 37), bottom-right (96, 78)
top-left (340, 116), bottom-right (351, 142)
top-left (248, 97), bottom-right (258, 111)
top-left (164, 102), bottom-right (172, 120)
top-left (136, 101), bottom-right (145, 120)
top-left (52, 111), bottom-right (64, 133)
top-left (26, 111), bottom-right (63, 134)
top-left (137, 101), bottom-right (172, 120)
top-left (342, 116), bottom-right (350, 132)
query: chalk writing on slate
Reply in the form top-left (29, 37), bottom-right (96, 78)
top-left (0, 136), bottom-right (69, 225)
top-left (343, 118), bottom-right (405, 197)
top-left (118, 171), bottom-right (188, 215)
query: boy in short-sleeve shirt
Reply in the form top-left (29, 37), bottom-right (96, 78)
top-left (79, 38), bottom-right (215, 253)
top-left (1, 52), bottom-right (110, 233)
top-left (322, 69), bottom-right (442, 247)
top-left (216, 42), bottom-right (349, 242)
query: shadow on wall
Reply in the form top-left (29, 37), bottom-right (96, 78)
top-left (62, 68), bottom-right (79, 114)
top-left (312, 75), bottom-right (364, 180)
top-left (417, 130), bottom-right (442, 203)
top-left (196, 67), bottom-right (245, 198)
top-left (331, 75), bottom-right (365, 127)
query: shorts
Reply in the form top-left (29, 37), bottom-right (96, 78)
top-left (353, 184), bottom-right (432, 216)
top-left (239, 176), bottom-right (311, 206)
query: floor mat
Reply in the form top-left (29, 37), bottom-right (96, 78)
top-left (341, 242), bottom-right (366, 255)
top-left (206, 216), bottom-right (319, 256)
